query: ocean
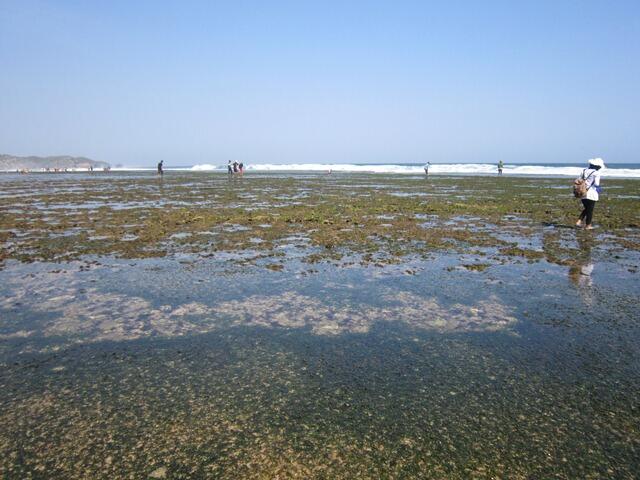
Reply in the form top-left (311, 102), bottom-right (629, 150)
top-left (113, 162), bottom-right (640, 178)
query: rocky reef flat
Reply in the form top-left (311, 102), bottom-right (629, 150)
top-left (1, 171), bottom-right (639, 479)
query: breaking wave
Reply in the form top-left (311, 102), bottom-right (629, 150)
top-left (185, 163), bottom-right (640, 178)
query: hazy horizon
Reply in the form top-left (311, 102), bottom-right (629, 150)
top-left (1, 1), bottom-right (639, 167)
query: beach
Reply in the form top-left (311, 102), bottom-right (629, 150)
top-left (1, 171), bottom-right (639, 478)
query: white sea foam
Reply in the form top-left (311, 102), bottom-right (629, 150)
top-left (190, 163), bottom-right (221, 171)
top-left (184, 163), bottom-right (640, 178)
top-left (43, 163), bottom-right (639, 178)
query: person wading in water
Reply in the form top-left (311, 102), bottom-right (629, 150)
top-left (576, 158), bottom-right (604, 230)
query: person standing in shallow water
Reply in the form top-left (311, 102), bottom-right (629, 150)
top-left (498, 160), bottom-right (504, 175)
top-left (157, 160), bottom-right (164, 175)
top-left (424, 162), bottom-right (430, 176)
top-left (576, 158), bottom-right (604, 230)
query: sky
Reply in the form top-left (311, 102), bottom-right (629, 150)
top-left (1, 0), bottom-right (639, 166)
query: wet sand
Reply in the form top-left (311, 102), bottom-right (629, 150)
top-left (1, 172), bottom-right (639, 478)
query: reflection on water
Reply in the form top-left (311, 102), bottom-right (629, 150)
top-left (0, 264), bottom-right (517, 351)
top-left (157, 176), bottom-right (164, 196)
top-left (1, 249), bottom-right (640, 478)
top-left (568, 233), bottom-right (595, 291)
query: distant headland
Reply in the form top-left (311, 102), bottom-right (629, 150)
top-left (0, 154), bottom-right (110, 172)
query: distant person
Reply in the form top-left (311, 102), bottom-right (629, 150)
top-left (424, 162), bottom-right (430, 176)
top-left (498, 160), bottom-right (504, 175)
top-left (576, 158), bottom-right (604, 230)
top-left (227, 160), bottom-right (233, 174)
top-left (157, 160), bottom-right (164, 175)
top-left (233, 161), bottom-right (239, 173)
top-left (239, 162), bottom-right (244, 174)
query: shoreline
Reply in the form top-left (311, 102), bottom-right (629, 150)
top-left (2, 168), bottom-right (640, 179)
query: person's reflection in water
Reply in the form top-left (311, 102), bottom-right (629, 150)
top-left (157, 175), bottom-right (165, 196)
top-left (568, 232), bottom-right (595, 296)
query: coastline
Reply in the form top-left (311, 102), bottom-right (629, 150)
top-left (3, 162), bottom-right (640, 177)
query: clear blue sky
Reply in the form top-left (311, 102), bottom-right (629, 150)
top-left (1, 0), bottom-right (639, 166)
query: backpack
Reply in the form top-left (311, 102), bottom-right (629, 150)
top-left (573, 170), bottom-right (594, 198)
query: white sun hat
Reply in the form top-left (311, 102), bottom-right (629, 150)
top-left (588, 157), bottom-right (605, 168)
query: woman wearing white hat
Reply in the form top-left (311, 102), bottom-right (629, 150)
top-left (576, 157), bottom-right (604, 230)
